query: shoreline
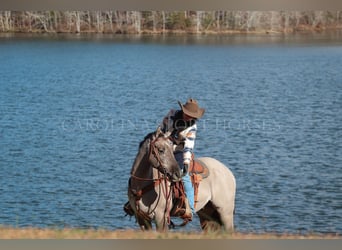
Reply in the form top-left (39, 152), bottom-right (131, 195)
top-left (0, 227), bottom-right (340, 239)
top-left (1, 24), bottom-right (342, 36)
top-left (0, 28), bottom-right (341, 35)
top-left (1, 28), bottom-right (341, 41)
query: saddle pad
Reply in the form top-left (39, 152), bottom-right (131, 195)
top-left (190, 159), bottom-right (210, 179)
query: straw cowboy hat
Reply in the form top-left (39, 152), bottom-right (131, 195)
top-left (178, 98), bottom-right (205, 119)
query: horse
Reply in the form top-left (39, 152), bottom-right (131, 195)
top-left (126, 128), bottom-right (236, 232)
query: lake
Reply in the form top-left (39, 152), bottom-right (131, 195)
top-left (0, 32), bottom-right (341, 234)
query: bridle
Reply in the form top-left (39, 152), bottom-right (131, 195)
top-left (130, 135), bottom-right (173, 182)
top-left (149, 136), bottom-right (172, 178)
top-left (128, 135), bottom-right (175, 228)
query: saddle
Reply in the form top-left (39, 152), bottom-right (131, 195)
top-left (171, 159), bottom-right (209, 219)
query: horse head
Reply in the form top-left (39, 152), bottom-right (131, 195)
top-left (148, 128), bottom-right (182, 182)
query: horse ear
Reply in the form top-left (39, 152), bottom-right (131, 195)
top-left (155, 126), bottom-right (164, 138)
top-left (164, 131), bottom-right (171, 138)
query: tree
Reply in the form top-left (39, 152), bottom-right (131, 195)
top-left (1, 10), bottom-right (342, 34)
top-left (196, 11), bottom-right (202, 33)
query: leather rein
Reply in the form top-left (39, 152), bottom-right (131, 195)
top-left (128, 136), bottom-right (175, 226)
top-left (129, 136), bottom-right (173, 205)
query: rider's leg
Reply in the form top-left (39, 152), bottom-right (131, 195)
top-left (182, 172), bottom-right (195, 214)
top-left (175, 151), bottom-right (194, 219)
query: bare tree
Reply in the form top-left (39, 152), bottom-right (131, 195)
top-left (162, 11), bottom-right (166, 33)
top-left (52, 11), bottom-right (59, 31)
top-left (133, 11), bottom-right (141, 33)
top-left (196, 11), bottom-right (202, 33)
top-left (94, 11), bottom-right (102, 32)
top-left (106, 11), bottom-right (114, 32)
top-left (29, 11), bottom-right (49, 32)
top-left (216, 11), bottom-right (222, 31)
top-left (2, 11), bottom-right (12, 31)
top-left (74, 11), bottom-right (81, 33)
top-left (1, 10), bottom-right (342, 34)
top-left (312, 11), bottom-right (325, 28)
top-left (152, 11), bottom-right (157, 32)
top-left (270, 11), bottom-right (282, 32)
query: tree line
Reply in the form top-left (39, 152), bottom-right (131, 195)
top-left (0, 11), bottom-right (341, 34)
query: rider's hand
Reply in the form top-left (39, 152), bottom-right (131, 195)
top-left (183, 163), bottom-right (189, 174)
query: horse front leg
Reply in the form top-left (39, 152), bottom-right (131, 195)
top-left (154, 211), bottom-right (170, 232)
top-left (137, 216), bottom-right (153, 230)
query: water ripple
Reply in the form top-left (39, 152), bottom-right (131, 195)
top-left (0, 34), bottom-right (341, 233)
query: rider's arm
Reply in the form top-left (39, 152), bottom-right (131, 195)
top-left (159, 109), bottom-right (176, 133)
top-left (182, 123), bottom-right (197, 166)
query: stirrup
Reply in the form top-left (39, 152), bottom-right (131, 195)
top-left (182, 197), bottom-right (193, 221)
top-left (173, 207), bottom-right (186, 217)
top-left (181, 212), bottom-right (193, 222)
top-left (123, 201), bottom-right (134, 216)
top-left (179, 213), bottom-right (192, 227)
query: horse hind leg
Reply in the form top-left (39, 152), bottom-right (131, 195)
top-left (197, 201), bottom-right (223, 232)
top-left (219, 208), bottom-right (234, 233)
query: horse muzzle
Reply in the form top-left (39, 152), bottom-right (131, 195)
top-left (168, 170), bottom-right (182, 182)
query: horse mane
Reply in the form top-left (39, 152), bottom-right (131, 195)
top-left (131, 131), bottom-right (156, 175)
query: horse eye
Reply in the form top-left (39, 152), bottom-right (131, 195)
top-left (158, 148), bottom-right (165, 154)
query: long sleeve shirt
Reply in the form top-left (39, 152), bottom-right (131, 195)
top-left (159, 109), bottom-right (197, 166)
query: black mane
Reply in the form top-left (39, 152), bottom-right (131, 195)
top-left (139, 131), bottom-right (155, 148)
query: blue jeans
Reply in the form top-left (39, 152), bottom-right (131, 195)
top-left (174, 152), bottom-right (195, 213)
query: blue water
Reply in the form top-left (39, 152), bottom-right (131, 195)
top-left (0, 33), bottom-right (341, 234)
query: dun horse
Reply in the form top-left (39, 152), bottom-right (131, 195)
top-left (126, 129), bottom-right (236, 231)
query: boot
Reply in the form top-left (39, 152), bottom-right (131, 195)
top-left (123, 201), bottom-right (134, 216)
top-left (181, 197), bottom-right (193, 221)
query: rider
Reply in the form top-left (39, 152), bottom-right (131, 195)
top-left (159, 98), bottom-right (205, 221)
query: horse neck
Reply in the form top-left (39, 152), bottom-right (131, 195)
top-left (131, 153), bottom-right (153, 180)
top-left (130, 139), bottom-right (155, 180)
top-left (130, 137), bottom-right (169, 188)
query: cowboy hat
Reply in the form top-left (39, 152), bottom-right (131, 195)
top-left (178, 98), bottom-right (205, 119)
